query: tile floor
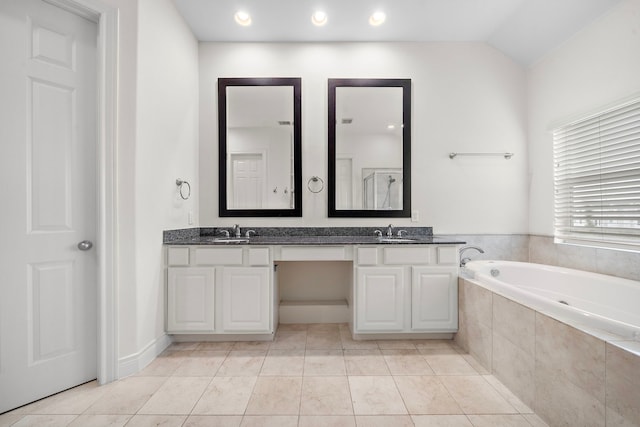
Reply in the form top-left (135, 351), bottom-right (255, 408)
top-left (1, 324), bottom-right (549, 427)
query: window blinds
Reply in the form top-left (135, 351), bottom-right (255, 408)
top-left (553, 98), bottom-right (640, 250)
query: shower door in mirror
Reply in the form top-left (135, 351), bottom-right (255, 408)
top-left (328, 79), bottom-right (411, 218)
top-left (219, 78), bottom-right (302, 217)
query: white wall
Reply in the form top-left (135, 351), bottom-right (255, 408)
top-left (527, 0), bottom-right (640, 236)
top-left (199, 42), bottom-right (528, 234)
top-left (132, 0), bottom-right (199, 364)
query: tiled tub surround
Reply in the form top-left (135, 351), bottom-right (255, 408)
top-left (456, 275), bottom-right (640, 427)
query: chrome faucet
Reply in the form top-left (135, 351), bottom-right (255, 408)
top-left (233, 224), bottom-right (241, 238)
top-left (459, 246), bottom-right (485, 267)
top-left (387, 224), bottom-right (394, 237)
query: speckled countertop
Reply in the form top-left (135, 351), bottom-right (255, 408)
top-left (163, 227), bottom-right (465, 246)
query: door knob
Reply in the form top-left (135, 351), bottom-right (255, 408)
top-left (77, 240), bottom-right (93, 251)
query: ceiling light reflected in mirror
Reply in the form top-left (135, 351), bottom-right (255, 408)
top-left (311, 11), bottom-right (328, 26)
top-left (234, 10), bottom-right (252, 26)
top-left (369, 11), bottom-right (386, 26)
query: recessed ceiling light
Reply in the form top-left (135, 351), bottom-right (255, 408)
top-left (234, 10), bottom-right (252, 26)
top-left (311, 10), bottom-right (328, 26)
top-left (369, 11), bottom-right (386, 26)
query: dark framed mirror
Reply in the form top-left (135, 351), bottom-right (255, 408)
top-left (328, 78), bottom-right (411, 218)
top-left (218, 77), bottom-right (302, 217)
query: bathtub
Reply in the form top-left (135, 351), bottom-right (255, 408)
top-left (463, 260), bottom-right (640, 341)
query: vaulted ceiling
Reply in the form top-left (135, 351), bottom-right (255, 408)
top-left (173, 0), bottom-right (621, 66)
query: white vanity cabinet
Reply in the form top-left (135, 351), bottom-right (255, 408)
top-left (165, 246), bottom-right (273, 334)
top-left (354, 245), bottom-right (459, 334)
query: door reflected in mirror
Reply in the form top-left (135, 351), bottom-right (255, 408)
top-left (328, 79), bottom-right (411, 217)
top-left (218, 78), bottom-right (302, 217)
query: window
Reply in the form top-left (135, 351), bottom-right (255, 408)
top-left (553, 98), bottom-right (640, 251)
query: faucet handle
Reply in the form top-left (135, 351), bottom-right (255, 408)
top-left (245, 230), bottom-right (256, 238)
top-left (374, 230), bottom-right (382, 237)
top-left (218, 229), bottom-right (230, 238)
top-left (397, 229), bottom-right (408, 237)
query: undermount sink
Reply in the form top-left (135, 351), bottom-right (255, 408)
top-left (378, 238), bottom-right (417, 243)
top-left (212, 237), bottom-right (249, 243)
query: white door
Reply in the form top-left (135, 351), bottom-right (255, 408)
top-left (411, 267), bottom-right (458, 331)
top-left (356, 267), bottom-right (404, 331)
top-left (167, 268), bottom-right (216, 333)
top-left (0, 0), bottom-right (98, 413)
top-left (222, 267), bottom-right (271, 332)
top-left (230, 153), bottom-right (264, 209)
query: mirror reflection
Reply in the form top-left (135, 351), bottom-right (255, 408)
top-left (328, 79), bottom-right (411, 218)
top-left (218, 78), bottom-right (302, 217)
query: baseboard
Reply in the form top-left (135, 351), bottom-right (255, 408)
top-left (117, 333), bottom-right (172, 379)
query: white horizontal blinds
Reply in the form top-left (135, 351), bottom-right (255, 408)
top-left (553, 99), bottom-right (640, 249)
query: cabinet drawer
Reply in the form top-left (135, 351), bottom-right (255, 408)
top-left (248, 247), bottom-right (270, 266)
top-left (357, 247), bottom-right (378, 265)
top-left (383, 247), bottom-right (431, 265)
top-left (194, 247), bottom-right (243, 265)
top-left (279, 246), bottom-right (347, 261)
top-left (167, 247), bottom-right (189, 266)
top-left (437, 246), bottom-right (458, 265)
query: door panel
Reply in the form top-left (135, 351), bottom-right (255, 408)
top-left (356, 267), bottom-right (404, 331)
top-left (0, 0), bottom-right (98, 413)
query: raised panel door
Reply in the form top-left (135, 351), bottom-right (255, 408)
top-left (222, 267), bottom-right (271, 332)
top-left (356, 267), bottom-right (404, 331)
top-left (411, 266), bottom-right (458, 331)
top-left (167, 267), bottom-right (215, 332)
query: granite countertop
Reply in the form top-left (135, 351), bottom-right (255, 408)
top-left (163, 227), bottom-right (465, 246)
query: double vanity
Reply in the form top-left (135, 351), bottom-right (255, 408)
top-left (164, 227), bottom-right (464, 341)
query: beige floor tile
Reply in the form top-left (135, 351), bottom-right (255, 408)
top-left (196, 342), bottom-right (235, 351)
top-left (341, 338), bottom-right (380, 350)
top-left (245, 377), bottom-right (302, 415)
top-left (192, 376), bottom-right (257, 415)
top-left (168, 342), bottom-right (200, 351)
top-left (11, 415), bottom-right (77, 427)
top-left (173, 351), bottom-right (227, 376)
top-left (300, 376), bottom-right (354, 415)
top-left (522, 414), bottom-right (550, 427)
top-left (240, 415), bottom-right (298, 427)
top-left (307, 332), bottom-right (342, 349)
top-left (440, 376), bottom-right (516, 415)
top-left (124, 415), bottom-right (186, 427)
top-left (299, 415), bottom-right (356, 427)
top-left (136, 356), bottom-right (186, 377)
top-left (394, 376), bottom-right (462, 415)
top-left (415, 340), bottom-right (460, 355)
top-left (183, 415), bottom-right (243, 426)
top-left (232, 341), bottom-right (271, 351)
top-left (423, 354), bottom-right (477, 375)
top-left (28, 381), bottom-right (108, 414)
top-left (304, 350), bottom-right (346, 376)
top-left (260, 349), bottom-right (305, 376)
top-left (67, 414), bottom-right (131, 426)
top-left (376, 340), bottom-right (417, 350)
top-left (216, 351), bottom-right (266, 376)
top-left (466, 414), bottom-right (531, 427)
top-left (382, 349), bottom-right (434, 375)
top-left (138, 376), bottom-right (211, 415)
top-left (277, 323), bottom-right (309, 332)
top-left (272, 332), bottom-right (308, 349)
top-left (0, 414), bottom-right (24, 427)
top-left (355, 415), bottom-right (414, 426)
top-left (344, 350), bottom-right (390, 376)
top-left (308, 323), bottom-right (341, 333)
top-left (85, 377), bottom-right (167, 414)
top-left (482, 375), bottom-right (533, 414)
top-left (459, 354), bottom-right (490, 375)
top-left (412, 415), bottom-right (474, 427)
top-left (348, 376), bottom-right (407, 415)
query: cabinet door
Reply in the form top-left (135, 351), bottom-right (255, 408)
top-left (356, 267), bottom-right (404, 331)
top-left (222, 267), bottom-right (271, 332)
top-left (411, 266), bottom-right (458, 331)
top-left (167, 267), bottom-right (215, 332)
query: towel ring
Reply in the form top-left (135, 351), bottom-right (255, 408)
top-left (307, 176), bottom-right (324, 193)
top-left (176, 179), bottom-right (191, 200)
